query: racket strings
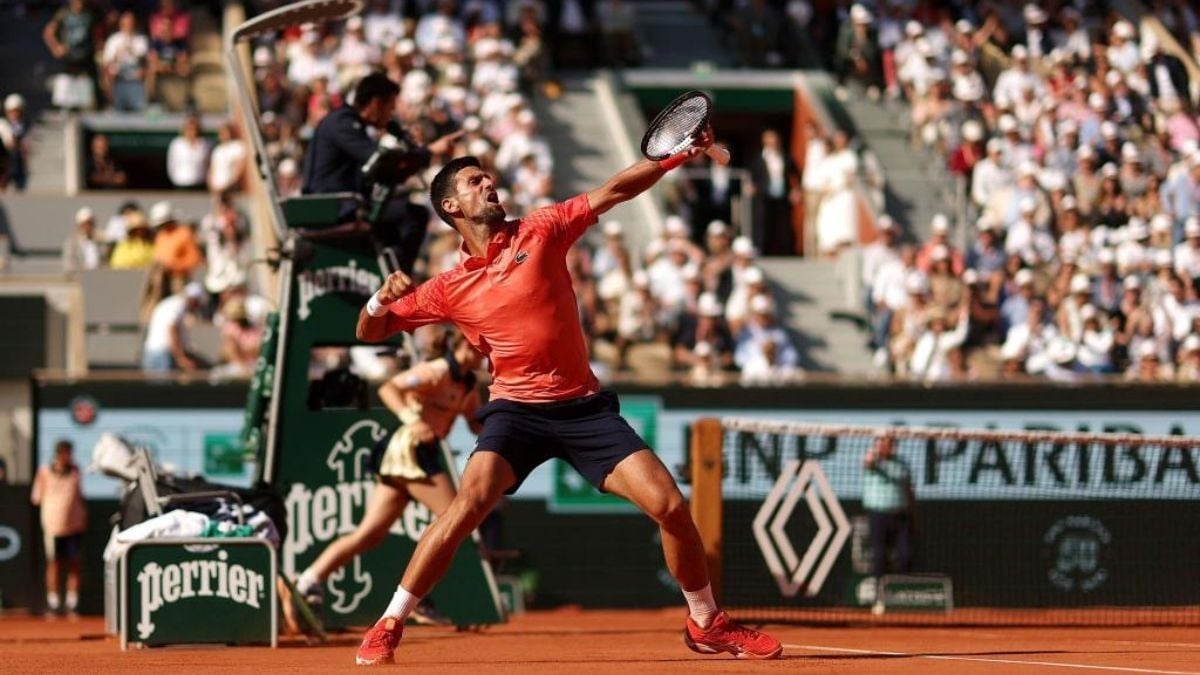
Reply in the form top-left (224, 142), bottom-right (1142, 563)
top-left (644, 97), bottom-right (709, 158)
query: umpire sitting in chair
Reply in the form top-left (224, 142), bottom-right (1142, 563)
top-left (302, 72), bottom-right (460, 274)
top-left (862, 434), bottom-right (915, 582)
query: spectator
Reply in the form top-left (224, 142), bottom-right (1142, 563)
top-left (834, 4), bottom-right (882, 96)
top-left (31, 439), bottom-right (87, 615)
top-left (142, 282), bottom-right (207, 373)
top-left (147, 0), bottom-right (192, 97)
top-left (862, 435), bottom-right (915, 589)
top-left (916, 214), bottom-right (965, 274)
top-left (749, 129), bottom-right (801, 255)
top-left (216, 296), bottom-right (263, 376)
top-left (615, 271), bottom-right (659, 371)
top-left (44, 0), bottom-right (100, 109)
top-left (167, 115), bottom-right (210, 189)
top-left (0, 94), bottom-right (30, 191)
top-left (109, 210), bottom-right (156, 270)
top-left (203, 201), bottom-right (251, 295)
top-left (861, 216), bottom-right (900, 310)
top-left (736, 295), bottom-right (799, 383)
top-left (207, 121), bottom-right (249, 194)
top-left (61, 207), bottom-right (101, 274)
top-left (673, 292), bottom-right (734, 373)
top-left (1176, 334), bottom-right (1200, 381)
top-left (909, 302), bottom-right (969, 382)
top-left (1128, 340), bottom-right (1173, 382)
top-left (86, 133), bottom-right (127, 189)
top-left (277, 157), bottom-right (302, 197)
top-left (101, 11), bottom-right (149, 112)
top-left (150, 200), bottom-right (202, 284)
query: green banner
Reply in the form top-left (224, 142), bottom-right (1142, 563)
top-left (549, 395), bottom-right (661, 513)
top-left (121, 539), bottom-right (275, 647)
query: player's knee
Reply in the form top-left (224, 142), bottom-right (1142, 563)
top-left (450, 487), bottom-right (495, 526)
top-left (646, 490), bottom-right (689, 526)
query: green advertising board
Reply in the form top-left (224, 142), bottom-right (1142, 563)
top-left (262, 229), bottom-right (503, 629)
top-left (120, 539), bottom-right (276, 648)
top-left (549, 395), bottom-right (662, 513)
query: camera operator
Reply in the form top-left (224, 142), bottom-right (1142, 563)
top-left (302, 71), bottom-right (461, 274)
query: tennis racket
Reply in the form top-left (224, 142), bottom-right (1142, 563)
top-left (641, 90), bottom-right (730, 166)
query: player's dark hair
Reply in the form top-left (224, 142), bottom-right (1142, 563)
top-left (352, 72), bottom-right (400, 110)
top-left (430, 156), bottom-right (482, 226)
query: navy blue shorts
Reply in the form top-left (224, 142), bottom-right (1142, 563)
top-left (473, 391), bottom-right (649, 495)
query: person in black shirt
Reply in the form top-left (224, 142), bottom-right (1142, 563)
top-left (302, 72), bottom-right (461, 274)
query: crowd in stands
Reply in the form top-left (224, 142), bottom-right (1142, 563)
top-left (839, 2), bottom-right (1200, 383)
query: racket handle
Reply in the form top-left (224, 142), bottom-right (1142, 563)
top-left (705, 144), bottom-right (730, 166)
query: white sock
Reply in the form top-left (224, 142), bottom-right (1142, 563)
top-left (381, 586), bottom-right (422, 622)
top-left (46, 592), bottom-right (60, 611)
top-left (297, 568), bottom-right (320, 594)
top-left (65, 591), bottom-right (79, 611)
top-left (682, 583), bottom-right (719, 629)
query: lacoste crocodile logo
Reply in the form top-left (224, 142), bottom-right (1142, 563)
top-left (515, 250), bottom-right (530, 264)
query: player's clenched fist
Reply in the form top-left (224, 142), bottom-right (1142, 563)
top-left (377, 271), bottom-right (415, 305)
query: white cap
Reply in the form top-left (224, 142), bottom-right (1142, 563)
top-left (1105, 70), bottom-right (1124, 88)
top-left (253, 46), bottom-right (272, 67)
top-left (906, 272), bottom-right (929, 294)
top-left (930, 244), bottom-right (949, 262)
top-left (750, 294), bottom-right (775, 315)
top-left (955, 19), bottom-right (972, 34)
top-left (706, 220), bottom-right (730, 237)
top-left (462, 115), bottom-right (482, 132)
top-left (693, 341), bottom-right (713, 358)
top-left (1011, 44), bottom-right (1029, 60)
top-left (395, 39), bottom-right (416, 56)
top-left (1100, 121), bottom-right (1119, 138)
top-left (1151, 214), bottom-right (1172, 233)
top-left (962, 120), bottom-right (983, 142)
top-left (664, 215), bottom-right (689, 236)
top-left (977, 217), bottom-right (1000, 232)
top-left (644, 239), bottom-right (665, 260)
top-left (877, 215), bottom-right (897, 231)
top-left (1047, 338), bottom-right (1077, 365)
top-left (1018, 196), bottom-right (1037, 213)
top-left (1123, 275), bottom-right (1142, 291)
top-left (1081, 304), bottom-right (1099, 321)
top-left (1113, 20), bottom-right (1135, 39)
top-left (149, 200), bottom-right (177, 227)
top-left (1077, 145), bottom-right (1096, 161)
top-left (1121, 142), bottom-right (1141, 163)
top-left (603, 221), bottom-right (623, 237)
top-left (1017, 160), bottom-right (1039, 178)
top-left (962, 268), bottom-right (980, 285)
top-left (1182, 334), bottom-right (1200, 353)
top-left (697, 293), bottom-right (723, 317)
top-left (1101, 162), bottom-right (1119, 178)
top-left (1058, 119), bottom-right (1079, 136)
top-left (732, 236), bottom-right (756, 257)
top-left (345, 15), bottom-right (363, 30)
top-left (1069, 273), bottom-right (1090, 294)
top-left (850, 4), bottom-right (873, 24)
top-left (931, 213), bottom-right (950, 233)
top-left (278, 157), bottom-right (298, 177)
top-left (1001, 338), bottom-right (1026, 361)
top-left (1040, 171), bottom-right (1066, 193)
top-left (744, 266), bottom-right (765, 285)
top-left (951, 50), bottom-right (970, 66)
top-left (1061, 195), bottom-right (1079, 211)
top-left (1127, 217), bottom-right (1149, 240)
top-left (1137, 341), bottom-right (1159, 360)
top-left (74, 207), bottom-right (94, 224)
top-left (1186, 217), bottom-right (1200, 237)
top-left (998, 114), bottom-right (1018, 133)
top-left (682, 263), bottom-right (701, 282)
top-left (1024, 4), bottom-right (1047, 24)
top-left (986, 138), bottom-right (1004, 154)
top-left (1098, 248), bottom-right (1116, 265)
top-left (632, 270), bottom-right (650, 289)
top-left (1154, 249), bottom-right (1173, 268)
top-left (4, 93), bottom-right (25, 111)
top-left (905, 20), bottom-right (923, 37)
top-left (183, 282), bottom-right (206, 301)
top-left (1015, 268), bottom-right (1035, 286)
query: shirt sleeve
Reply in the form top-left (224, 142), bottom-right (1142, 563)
top-left (332, 112), bottom-right (379, 166)
top-left (537, 194), bottom-right (599, 247)
top-left (386, 276), bottom-right (448, 331)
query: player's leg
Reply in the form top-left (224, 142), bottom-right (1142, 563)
top-left (43, 534), bottom-right (60, 613)
top-left (299, 479), bottom-right (408, 600)
top-left (401, 472), bottom-right (457, 626)
top-left (63, 536), bottom-right (81, 614)
top-left (356, 452), bottom-right (515, 665)
top-left (603, 448), bottom-right (782, 659)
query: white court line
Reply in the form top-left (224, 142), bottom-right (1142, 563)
top-left (785, 643), bottom-right (1200, 675)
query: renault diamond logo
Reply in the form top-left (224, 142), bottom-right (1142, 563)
top-left (752, 459), bottom-right (850, 598)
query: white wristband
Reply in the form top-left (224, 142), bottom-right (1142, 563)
top-left (365, 291), bottom-right (389, 317)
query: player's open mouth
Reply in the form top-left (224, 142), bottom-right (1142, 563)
top-left (486, 192), bottom-right (499, 204)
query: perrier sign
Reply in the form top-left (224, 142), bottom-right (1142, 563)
top-left (121, 539), bottom-right (276, 648)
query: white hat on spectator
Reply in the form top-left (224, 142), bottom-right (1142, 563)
top-left (1058, 119), bottom-right (1079, 136)
top-left (706, 220), bottom-right (730, 237)
top-left (444, 62), bottom-right (468, 84)
top-left (693, 341), bottom-right (713, 358)
top-left (1136, 341), bottom-right (1159, 361)
top-left (644, 238), bottom-right (665, 261)
top-left (252, 46), bottom-right (272, 67)
top-left (998, 114), bottom-right (1018, 133)
top-left (632, 270), bottom-right (650, 289)
top-left (930, 213), bottom-right (950, 233)
top-left (976, 217), bottom-right (1000, 232)
top-left (905, 272), bottom-right (929, 294)
top-left (950, 50), bottom-right (970, 66)
top-left (395, 39), bottom-right (416, 56)
top-left (750, 294), bottom-right (776, 315)
top-left (1069, 273), bottom-right (1091, 294)
top-left (1123, 275), bottom-right (1142, 291)
top-left (1100, 121), bottom-right (1119, 138)
top-left (849, 4), bottom-right (873, 24)
top-left (962, 120), bottom-right (983, 142)
top-left (1023, 4), bottom-right (1047, 24)
top-left (1113, 20), bottom-right (1135, 40)
top-left (1105, 70), bottom-right (1125, 89)
top-left (955, 19), bottom-right (973, 34)
top-left (931, 244), bottom-right (949, 262)
top-left (986, 138), bottom-right (1003, 154)
top-left (4, 93), bottom-right (25, 111)
top-left (1047, 338), bottom-right (1077, 365)
top-left (1086, 92), bottom-right (1107, 111)
top-left (467, 138), bottom-right (492, 157)
top-left (1182, 334), bottom-right (1200, 354)
top-left (744, 266), bottom-right (765, 285)
top-left (877, 215), bottom-right (897, 232)
top-left (516, 109), bottom-right (537, 126)
top-left (1100, 162), bottom-right (1119, 178)
top-left (1001, 339), bottom-right (1026, 362)
top-left (435, 35), bottom-right (460, 53)
top-left (1076, 145), bottom-right (1096, 161)
top-left (183, 282), bottom-right (206, 301)
top-left (346, 15), bottom-right (363, 30)
top-left (474, 38), bottom-right (502, 59)
top-left (915, 38), bottom-right (933, 57)
top-left (682, 263), bottom-right (701, 282)
top-left (278, 158), bottom-right (298, 177)
top-left (149, 201), bottom-right (178, 228)
top-left (1061, 195), bottom-right (1079, 211)
top-left (664, 215), bottom-right (688, 237)
top-left (1150, 214), bottom-right (1172, 234)
top-left (1011, 44), bottom-right (1029, 60)
top-left (1017, 160), bottom-right (1039, 178)
top-left (927, 67), bottom-right (947, 82)
top-left (1014, 268), bottom-right (1035, 287)
top-left (1121, 142), bottom-right (1141, 163)
top-left (904, 20), bottom-right (923, 37)
top-left (1127, 217), bottom-right (1150, 240)
top-left (732, 236), bottom-right (756, 257)
top-left (301, 27), bottom-right (319, 44)
top-left (1098, 248), bottom-right (1117, 265)
top-left (462, 115), bottom-right (482, 132)
top-left (603, 220), bottom-right (623, 237)
top-left (1018, 196), bottom-right (1037, 214)
top-left (75, 207), bottom-right (94, 224)
top-left (1081, 304), bottom-right (1099, 321)
top-left (1040, 171), bottom-right (1067, 192)
top-left (1154, 249), bottom-right (1173, 268)
top-left (698, 293), bottom-right (723, 318)
top-left (962, 268), bottom-right (980, 285)
top-left (1186, 217), bottom-right (1200, 238)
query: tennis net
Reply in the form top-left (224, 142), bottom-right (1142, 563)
top-left (689, 417), bottom-right (1200, 625)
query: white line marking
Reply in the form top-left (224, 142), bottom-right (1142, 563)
top-left (784, 643), bottom-right (1200, 675)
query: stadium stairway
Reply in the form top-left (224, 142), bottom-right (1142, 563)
top-left (757, 256), bottom-right (873, 375)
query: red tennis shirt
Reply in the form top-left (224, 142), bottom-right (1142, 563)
top-left (385, 194), bottom-right (600, 403)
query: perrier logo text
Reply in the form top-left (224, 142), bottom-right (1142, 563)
top-left (137, 549), bottom-right (266, 639)
top-left (296, 260), bottom-right (381, 321)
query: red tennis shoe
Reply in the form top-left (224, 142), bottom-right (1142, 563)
top-left (684, 611), bottom-right (783, 659)
top-left (355, 617), bottom-right (403, 666)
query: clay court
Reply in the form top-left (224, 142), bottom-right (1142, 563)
top-left (6, 609), bottom-right (1200, 674)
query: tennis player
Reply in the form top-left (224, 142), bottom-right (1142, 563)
top-left (295, 332), bottom-right (483, 625)
top-left (353, 134), bottom-right (782, 664)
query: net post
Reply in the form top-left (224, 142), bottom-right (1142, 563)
top-left (689, 417), bottom-right (724, 602)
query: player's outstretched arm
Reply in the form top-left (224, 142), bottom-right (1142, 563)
top-left (586, 128), bottom-right (713, 216)
top-left (356, 271), bottom-right (417, 343)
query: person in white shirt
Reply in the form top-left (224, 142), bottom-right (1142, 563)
top-left (334, 16), bottom-right (380, 91)
top-left (616, 271), bottom-right (659, 370)
top-left (61, 207), bottom-right (101, 273)
top-left (992, 45), bottom-right (1044, 105)
top-left (166, 115), bottom-right (210, 188)
top-left (414, 0), bottom-right (465, 56)
top-left (206, 121), bottom-right (247, 194)
top-left (102, 11), bottom-right (149, 111)
top-left (1173, 217), bottom-right (1200, 282)
top-left (736, 295), bottom-right (799, 384)
top-left (1106, 21), bottom-right (1141, 74)
top-left (494, 110), bottom-right (553, 179)
top-left (1005, 197), bottom-right (1056, 265)
top-left (908, 302), bottom-right (969, 383)
top-left (142, 282), bottom-right (207, 373)
top-left (647, 242), bottom-right (691, 321)
top-left (1075, 305), bottom-right (1114, 373)
top-left (861, 216), bottom-right (900, 311)
top-left (592, 220), bottom-right (627, 281)
top-left (362, 0), bottom-right (406, 48)
top-left (971, 139), bottom-right (1011, 208)
top-left (1003, 297), bottom-right (1059, 375)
